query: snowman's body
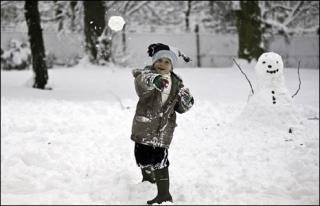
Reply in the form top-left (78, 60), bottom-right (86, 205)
top-left (240, 52), bottom-right (300, 131)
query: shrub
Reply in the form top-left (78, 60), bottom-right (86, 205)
top-left (1, 39), bottom-right (31, 70)
top-left (1, 39), bottom-right (60, 70)
top-left (45, 52), bottom-right (56, 69)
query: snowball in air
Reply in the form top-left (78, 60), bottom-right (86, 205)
top-left (108, 16), bottom-right (125, 31)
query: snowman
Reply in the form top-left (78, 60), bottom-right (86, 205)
top-left (238, 52), bottom-right (302, 134)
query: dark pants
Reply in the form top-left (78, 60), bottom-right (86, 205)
top-left (134, 142), bottom-right (169, 170)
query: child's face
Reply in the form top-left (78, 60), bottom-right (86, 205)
top-left (154, 58), bottom-right (172, 75)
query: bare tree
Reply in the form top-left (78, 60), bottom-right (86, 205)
top-left (182, 1), bottom-right (211, 32)
top-left (110, 1), bottom-right (149, 52)
top-left (185, 1), bottom-right (192, 32)
top-left (53, 0), bottom-right (64, 31)
top-left (259, 1), bottom-right (319, 49)
top-left (24, 1), bottom-right (48, 89)
top-left (136, 1), bottom-right (184, 32)
top-left (1, 1), bottom-right (25, 29)
top-left (202, 1), bottom-right (237, 33)
top-left (69, 1), bottom-right (78, 32)
top-left (39, 1), bottom-right (83, 33)
top-left (83, 1), bottom-right (110, 64)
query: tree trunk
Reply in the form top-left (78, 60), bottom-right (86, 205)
top-left (122, 24), bottom-right (126, 53)
top-left (24, 1), bottom-right (48, 89)
top-left (185, 1), bottom-right (191, 32)
top-left (83, 1), bottom-right (111, 64)
top-left (195, 24), bottom-right (201, 67)
top-left (54, 0), bottom-right (63, 31)
top-left (70, 1), bottom-right (77, 32)
top-left (235, 1), bottom-right (264, 62)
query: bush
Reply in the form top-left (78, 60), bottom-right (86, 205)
top-left (45, 52), bottom-right (56, 69)
top-left (1, 39), bottom-right (31, 70)
top-left (1, 39), bottom-right (59, 70)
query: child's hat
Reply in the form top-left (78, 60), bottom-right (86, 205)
top-left (147, 43), bottom-right (191, 67)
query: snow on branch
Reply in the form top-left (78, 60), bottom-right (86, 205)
top-left (125, 1), bottom-right (149, 16)
top-left (283, 1), bottom-right (305, 26)
top-left (1, 1), bottom-right (11, 6)
top-left (145, 4), bottom-right (183, 25)
top-left (105, 1), bottom-right (118, 9)
top-left (269, 5), bottom-right (292, 12)
top-left (260, 1), bottom-right (318, 36)
top-left (263, 19), bottom-right (319, 36)
top-left (41, 14), bottom-right (65, 23)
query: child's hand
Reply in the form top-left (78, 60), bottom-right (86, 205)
top-left (178, 87), bottom-right (193, 104)
top-left (153, 75), bottom-right (169, 92)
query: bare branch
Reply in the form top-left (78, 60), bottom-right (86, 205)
top-left (260, 1), bottom-right (292, 17)
top-left (41, 11), bottom-right (66, 23)
top-left (1, 1), bottom-right (11, 6)
top-left (125, 1), bottom-right (149, 16)
top-left (283, 1), bottom-right (304, 26)
top-left (145, 4), bottom-right (182, 25)
top-left (292, 61), bottom-right (301, 98)
top-left (288, 25), bottom-right (319, 34)
top-left (122, 1), bottom-right (130, 14)
top-left (232, 58), bottom-right (254, 95)
top-left (270, 5), bottom-right (292, 12)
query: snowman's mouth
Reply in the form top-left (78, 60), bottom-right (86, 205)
top-left (266, 69), bottom-right (279, 74)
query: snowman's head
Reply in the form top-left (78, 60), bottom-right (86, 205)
top-left (255, 52), bottom-right (284, 78)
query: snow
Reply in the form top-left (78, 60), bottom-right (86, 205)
top-left (108, 16), bottom-right (125, 32)
top-left (1, 60), bottom-right (319, 204)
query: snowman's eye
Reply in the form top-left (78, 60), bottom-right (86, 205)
top-left (276, 61), bottom-right (279, 64)
top-left (262, 61), bottom-right (266, 64)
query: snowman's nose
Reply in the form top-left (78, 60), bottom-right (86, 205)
top-left (268, 65), bottom-right (272, 68)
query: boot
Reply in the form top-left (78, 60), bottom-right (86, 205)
top-left (141, 167), bottom-right (156, 184)
top-left (147, 167), bottom-right (173, 205)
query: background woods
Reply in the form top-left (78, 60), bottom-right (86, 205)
top-left (1, 1), bottom-right (319, 89)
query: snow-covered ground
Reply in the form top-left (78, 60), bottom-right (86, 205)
top-left (1, 62), bottom-right (319, 205)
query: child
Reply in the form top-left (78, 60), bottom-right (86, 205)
top-left (131, 43), bottom-right (194, 204)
